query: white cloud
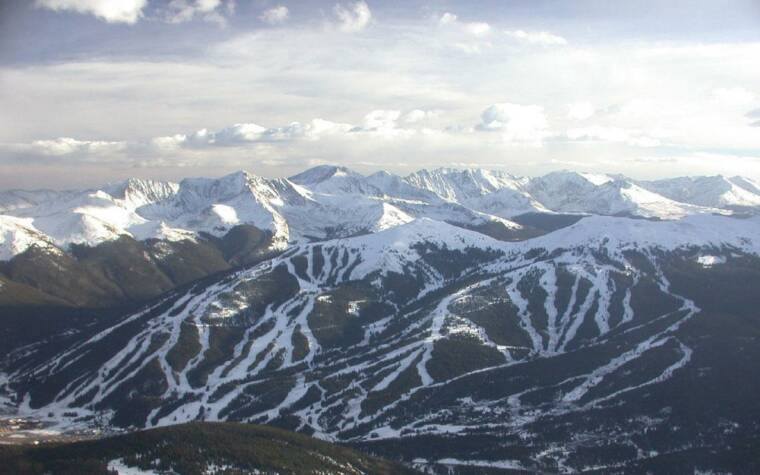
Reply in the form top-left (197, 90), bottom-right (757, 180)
top-left (505, 30), bottom-right (568, 46)
top-left (452, 42), bottom-right (489, 55)
top-left (5, 17), bottom-right (760, 183)
top-left (262, 119), bottom-right (353, 141)
top-left (712, 87), bottom-right (756, 107)
top-left (463, 22), bottom-right (491, 36)
top-left (211, 123), bottom-right (267, 144)
top-left (7, 111), bottom-right (435, 167)
top-left (164, 0), bottom-right (232, 25)
top-left (259, 5), bottom-right (289, 25)
top-left (567, 102), bottom-right (596, 120)
top-left (565, 126), bottom-right (661, 147)
top-left (747, 108), bottom-right (760, 127)
top-left (403, 109), bottom-right (441, 123)
top-left (31, 137), bottom-right (127, 156)
top-left (334, 1), bottom-right (371, 33)
top-left (152, 119), bottom-right (355, 149)
top-left (476, 103), bottom-right (548, 144)
top-left (35, 0), bottom-right (147, 24)
top-left (363, 110), bottom-right (401, 129)
top-left (300, 119), bottom-right (354, 138)
top-left (619, 98), bottom-right (655, 117)
top-left (437, 12), bottom-right (490, 36)
top-left (565, 126), bottom-right (629, 142)
top-left (151, 134), bottom-right (188, 152)
top-left (438, 12), bottom-right (457, 26)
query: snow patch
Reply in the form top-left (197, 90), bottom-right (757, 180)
top-left (107, 459), bottom-right (162, 475)
top-left (696, 255), bottom-right (726, 267)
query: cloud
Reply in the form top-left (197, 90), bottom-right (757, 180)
top-left (438, 12), bottom-right (457, 26)
top-left (37, 0), bottom-right (235, 25)
top-left (619, 98), bottom-right (654, 117)
top-left (164, 0), bottom-right (233, 25)
top-left (362, 110), bottom-right (401, 129)
top-left (437, 12), bottom-right (490, 36)
top-left (334, 1), bottom-right (371, 33)
top-left (505, 30), bottom-right (568, 46)
top-left (262, 119), bottom-right (353, 141)
top-left (352, 110), bottom-right (418, 138)
top-left (403, 109), bottom-right (441, 123)
top-left (564, 126), bottom-right (662, 147)
top-left (746, 108), bottom-right (760, 126)
top-left (259, 5), bottom-right (289, 25)
top-left (152, 119), bottom-right (355, 149)
top-left (150, 134), bottom-right (189, 152)
top-left (210, 123), bottom-right (268, 144)
top-left (30, 137), bottom-right (128, 156)
top-left (566, 102), bottom-right (596, 120)
top-left (6, 110), bottom-right (444, 166)
top-left (35, 0), bottom-right (147, 24)
top-left (476, 103), bottom-right (548, 144)
top-left (434, 12), bottom-right (493, 54)
top-left (5, 24), bottom-right (760, 183)
top-left (712, 87), bottom-right (756, 106)
top-left (463, 22), bottom-right (491, 36)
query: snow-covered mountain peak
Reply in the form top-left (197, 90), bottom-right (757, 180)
top-left (577, 172), bottom-right (615, 186)
top-left (2, 166), bottom-right (760, 261)
top-left (289, 166), bottom-right (377, 196)
top-left (364, 171), bottom-right (439, 202)
top-left (729, 175), bottom-right (760, 195)
top-left (357, 217), bottom-right (501, 250)
top-left (170, 171), bottom-right (281, 205)
top-left (289, 165), bottom-right (361, 185)
top-left (522, 213), bottom-right (760, 256)
top-left (526, 172), bottom-right (723, 219)
top-left (530, 170), bottom-right (613, 189)
top-left (640, 175), bottom-right (760, 209)
top-left (405, 167), bottom-right (527, 203)
top-left (0, 215), bottom-right (57, 260)
top-left (327, 217), bottom-right (504, 279)
top-left (103, 178), bottom-right (179, 209)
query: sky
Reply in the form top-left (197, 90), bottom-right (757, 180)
top-left (1, 0), bottom-right (760, 189)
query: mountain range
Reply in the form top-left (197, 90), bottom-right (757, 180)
top-left (4, 166), bottom-right (760, 262)
top-left (2, 165), bottom-right (760, 473)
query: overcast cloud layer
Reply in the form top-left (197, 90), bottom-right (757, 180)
top-left (1, 0), bottom-right (760, 188)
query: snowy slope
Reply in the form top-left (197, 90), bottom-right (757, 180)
top-left (640, 175), bottom-right (760, 209)
top-left (406, 168), bottom-right (529, 202)
top-left (7, 179), bottom-right (184, 250)
top-left (289, 165), bottom-right (380, 196)
top-left (138, 171), bottom-right (294, 245)
top-left (6, 170), bottom-right (760, 474)
top-left (404, 168), bottom-right (545, 217)
top-left (104, 178), bottom-right (179, 209)
top-left (0, 189), bottom-right (78, 213)
top-left (0, 215), bottom-right (57, 260)
top-left (526, 171), bottom-right (615, 211)
top-left (138, 170), bottom-right (418, 245)
top-left (286, 167), bottom-right (524, 233)
top-left (527, 171), bottom-right (722, 218)
top-left (461, 187), bottom-right (549, 218)
top-left (10, 209), bottom-right (760, 462)
top-left (1, 166), bottom-right (759, 261)
top-left (514, 213), bottom-right (760, 256)
top-left (332, 218), bottom-right (505, 279)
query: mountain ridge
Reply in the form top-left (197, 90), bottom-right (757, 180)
top-left (1, 165), bottom-right (756, 263)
